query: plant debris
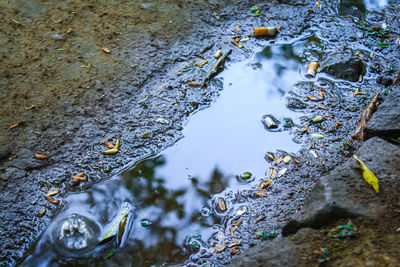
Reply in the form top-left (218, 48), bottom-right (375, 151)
top-left (34, 153), bottom-right (48, 159)
top-left (103, 138), bottom-right (120, 154)
top-left (350, 92), bottom-right (380, 141)
top-left (353, 154), bottom-right (379, 193)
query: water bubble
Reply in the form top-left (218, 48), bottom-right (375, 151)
top-left (53, 213), bottom-right (99, 252)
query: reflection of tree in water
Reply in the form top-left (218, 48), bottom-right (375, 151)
top-left (116, 155), bottom-right (230, 266)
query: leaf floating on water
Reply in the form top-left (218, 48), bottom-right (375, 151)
top-left (117, 214), bottom-right (129, 245)
top-left (353, 154), bottom-right (379, 193)
top-left (241, 172), bottom-right (252, 180)
top-left (99, 202), bottom-right (132, 245)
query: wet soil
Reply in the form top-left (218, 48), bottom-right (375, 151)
top-left (0, 0), bottom-right (399, 266)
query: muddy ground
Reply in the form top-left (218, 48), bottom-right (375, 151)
top-left (0, 0), bottom-right (399, 266)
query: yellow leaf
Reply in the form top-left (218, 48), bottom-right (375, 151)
top-left (353, 154), bottom-right (379, 193)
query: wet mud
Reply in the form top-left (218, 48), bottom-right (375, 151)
top-left (0, 0), bottom-right (399, 266)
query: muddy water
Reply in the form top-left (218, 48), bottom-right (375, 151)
top-left (22, 38), bottom-right (311, 266)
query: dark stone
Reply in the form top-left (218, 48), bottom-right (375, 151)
top-left (321, 49), bottom-right (366, 82)
top-left (282, 137), bottom-right (400, 236)
top-left (228, 238), bottom-right (298, 267)
top-left (376, 75), bottom-right (393, 87)
top-left (366, 89), bottom-right (400, 140)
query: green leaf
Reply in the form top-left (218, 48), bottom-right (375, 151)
top-left (99, 202), bottom-right (132, 245)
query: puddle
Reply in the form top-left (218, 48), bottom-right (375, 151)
top-left (23, 39), bottom-right (314, 266)
top-left (339, 0), bottom-right (389, 17)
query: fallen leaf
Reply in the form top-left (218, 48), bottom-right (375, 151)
top-left (318, 106), bottom-right (329, 110)
top-left (254, 190), bottom-right (268, 197)
top-left (9, 123), bottom-right (19, 129)
top-left (228, 241), bottom-right (241, 248)
top-left (101, 47), bottom-right (111, 54)
top-left (38, 207), bottom-right (46, 217)
top-left (188, 81), bottom-right (201, 86)
top-left (336, 122), bottom-right (344, 128)
top-left (230, 227), bottom-right (235, 237)
top-left (259, 180), bottom-right (272, 190)
top-left (255, 215), bottom-right (267, 224)
top-left (103, 141), bottom-right (115, 149)
top-left (230, 248), bottom-right (240, 255)
top-left (353, 154), bottom-right (379, 193)
top-left (292, 158), bottom-right (301, 166)
top-left (232, 220), bottom-right (242, 227)
top-left (274, 155), bottom-right (284, 165)
top-left (34, 153), bottom-right (48, 159)
top-left (103, 148), bottom-right (118, 154)
top-left (47, 189), bottom-right (61, 196)
top-left (45, 195), bottom-right (60, 205)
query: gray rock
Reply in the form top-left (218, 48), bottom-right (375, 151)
top-left (366, 89), bottom-right (400, 140)
top-left (321, 50), bottom-right (366, 82)
top-left (282, 137), bottom-right (400, 236)
top-left (228, 238), bottom-right (298, 267)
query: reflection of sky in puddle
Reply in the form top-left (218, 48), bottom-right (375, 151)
top-left (159, 43), bottom-right (303, 187)
top-left (363, 0), bottom-right (388, 10)
top-left (25, 40), bottom-right (308, 266)
top-left (340, 0), bottom-right (389, 17)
